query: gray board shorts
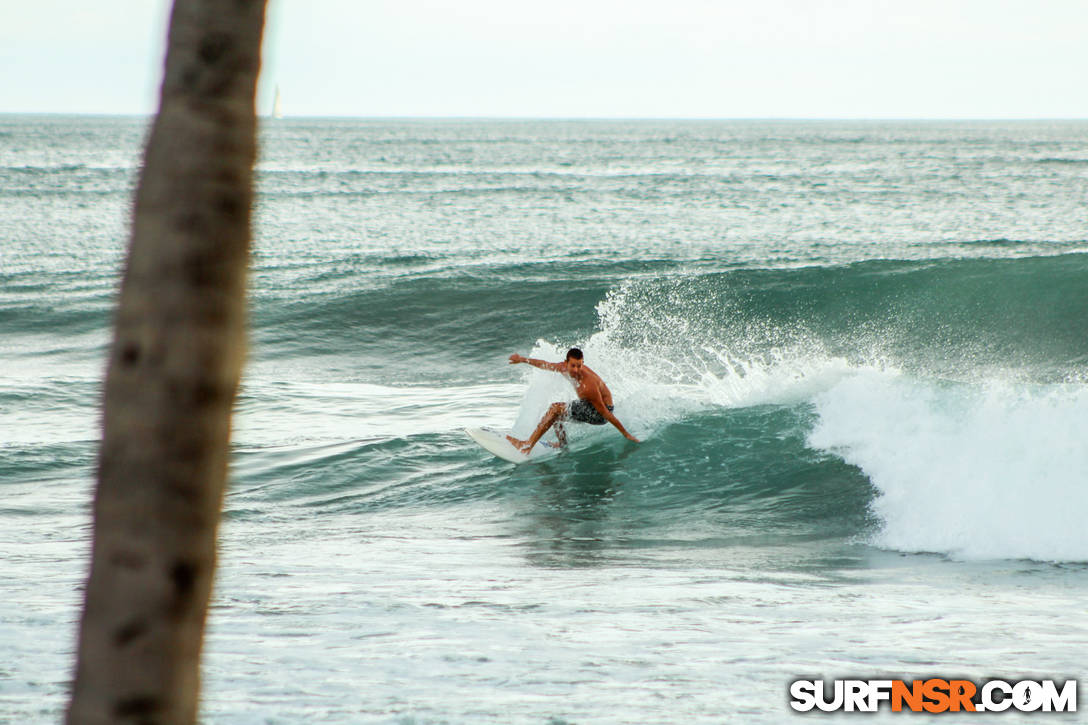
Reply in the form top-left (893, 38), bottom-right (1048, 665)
top-left (567, 399), bottom-right (613, 425)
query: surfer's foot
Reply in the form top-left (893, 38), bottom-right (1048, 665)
top-left (506, 435), bottom-right (532, 454)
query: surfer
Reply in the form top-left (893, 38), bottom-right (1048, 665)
top-left (506, 348), bottom-right (639, 454)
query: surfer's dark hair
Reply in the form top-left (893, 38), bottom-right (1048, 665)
top-left (566, 348), bottom-right (584, 361)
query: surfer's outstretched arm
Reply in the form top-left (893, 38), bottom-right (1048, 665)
top-left (588, 394), bottom-right (640, 443)
top-left (509, 353), bottom-right (563, 372)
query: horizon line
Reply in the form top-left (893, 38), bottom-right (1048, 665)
top-left (3, 111), bottom-right (1088, 123)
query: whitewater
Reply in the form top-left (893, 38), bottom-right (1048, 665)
top-left (2, 117), bottom-right (1087, 723)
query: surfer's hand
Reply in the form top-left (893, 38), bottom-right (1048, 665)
top-left (625, 433), bottom-right (640, 443)
top-left (509, 353), bottom-right (524, 364)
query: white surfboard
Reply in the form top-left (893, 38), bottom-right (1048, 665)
top-left (465, 427), bottom-right (559, 464)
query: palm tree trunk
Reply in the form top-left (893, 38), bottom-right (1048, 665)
top-left (67, 1), bottom-right (267, 723)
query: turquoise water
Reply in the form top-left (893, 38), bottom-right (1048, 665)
top-left (2, 116), bottom-right (1088, 722)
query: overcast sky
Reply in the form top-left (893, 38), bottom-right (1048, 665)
top-left (2, 0), bottom-right (1086, 118)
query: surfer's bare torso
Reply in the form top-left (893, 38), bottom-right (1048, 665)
top-left (563, 362), bottom-right (613, 407)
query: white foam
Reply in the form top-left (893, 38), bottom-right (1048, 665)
top-left (808, 370), bottom-right (1088, 562)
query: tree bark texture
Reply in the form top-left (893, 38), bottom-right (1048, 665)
top-left (67, 1), bottom-right (267, 723)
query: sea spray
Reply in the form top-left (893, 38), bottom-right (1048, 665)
top-left (508, 275), bottom-right (871, 442)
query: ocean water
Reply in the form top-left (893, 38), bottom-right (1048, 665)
top-left (2, 116), bottom-right (1088, 723)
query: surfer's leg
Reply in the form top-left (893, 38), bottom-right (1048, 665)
top-left (526, 402), bottom-right (566, 450)
top-left (554, 420), bottom-right (567, 447)
top-left (508, 402), bottom-right (567, 453)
